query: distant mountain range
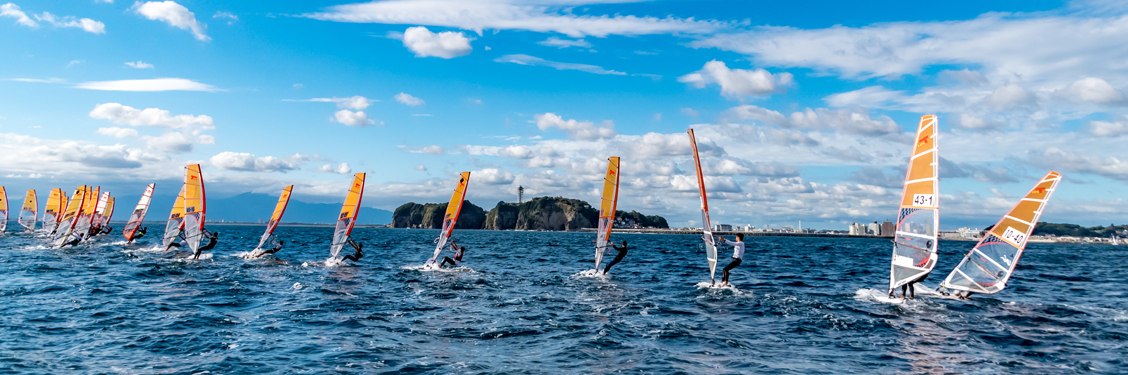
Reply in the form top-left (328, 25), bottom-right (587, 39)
top-left (104, 192), bottom-right (392, 224)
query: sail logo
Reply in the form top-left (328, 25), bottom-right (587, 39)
top-left (917, 135), bottom-right (931, 145)
top-left (1034, 187), bottom-right (1047, 194)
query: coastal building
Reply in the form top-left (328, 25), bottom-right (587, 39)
top-left (849, 222), bottom-right (865, 235)
top-left (715, 224), bottom-right (733, 231)
top-left (880, 221), bottom-right (895, 237)
top-left (868, 221), bottom-right (880, 235)
top-left (957, 227), bottom-right (981, 239)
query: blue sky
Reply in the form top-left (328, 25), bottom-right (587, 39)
top-left (2, 0), bottom-right (1126, 230)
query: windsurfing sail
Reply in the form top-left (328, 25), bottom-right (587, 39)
top-left (74, 186), bottom-right (98, 237)
top-left (182, 164), bottom-right (207, 253)
top-left (330, 173), bottom-right (365, 258)
top-left (18, 189), bottom-right (37, 231)
top-left (162, 185), bottom-right (187, 248)
top-left (43, 188), bottom-right (65, 233)
top-left (52, 186), bottom-right (87, 247)
top-left (92, 191), bottom-right (111, 230)
top-left (593, 157), bottom-right (621, 271)
top-left (124, 184), bottom-right (155, 242)
top-left (939, 171), bottom-right (1062, 295)
top-left (688, 129), bottom-right (718, 283)
top-left (101, 197), bottom-right (115, 228)
top-left (0, 186), bottom-right (7, 232)
top-left (255, 185), bottom-right (293, 250)
top-left (427, 172), bottom-right (471, 266)
top-left (889, 115), bottom-right (940, 292)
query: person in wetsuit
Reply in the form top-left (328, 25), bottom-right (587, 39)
top-left (128, 227), bottom-right (147, 243)
top-left (251, 238), bottom-right (284, 258)
top-left (192, 229), bottom-right (219, 260)
top-left (341, 239), bottom-right (363, 262)
top-left (602, 240), bottom-right (629, 275)
top-left (100, 225), bottom-right (113, 235)
top-left (717, 233), bottom-right (746, 287)
top-left (440, 240), bottom-right (465, 267)
top-left (166, 231), bottom-right (187, 250)
top-left (890, 240), bottom-right (933, 300)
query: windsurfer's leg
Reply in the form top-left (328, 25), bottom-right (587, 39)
top-left (441, 257), bottom-right (456, 266)
top-left (603, 256), bottom-right (623, 274)
top-left (721, 258), bottom-right (741, 284)
top-left (909, 283), bottom-right (915, 299)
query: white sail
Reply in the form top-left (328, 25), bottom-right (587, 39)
top-left (688, 129), bottom-right (718, 283)
top-left (889, 115), bottom-right (940, 292)
top-left (124, 184), bottom-right (155, 242)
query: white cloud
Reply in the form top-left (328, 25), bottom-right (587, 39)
top-left (952, 113), bottom-right (998, 130)
top-left (1029, 147), bottom-right (1128, 181)
top-left (67, 60), bottom-right (82, 68)
top-left (538, 36), bottom-right (591, 49)
top-left (678, 60), bottom-right (792, 98)
top-left (133, 1), bottom-right (209, 41)
top-left (824, 86), bottom-right (904, 108)
top-left (305, 0), bottom-right (726, 38)
top-left (725, 105), bottom-right (900, 136)
top-left (414, 164), bottom-right (427, 171)
top-left (1089, 117), bottom-right (1128, 137)
top-left (985, 84), bottom-right (1036, 111)
top-left (334, 110), bottom-right (374, 126)
top-left (418, 145), bottom-right (446, 155)
top-left (293, 96), bottom-right (374, 110)
top-left (535, 112), bottom-right (616, 140)
top-left (401, 26), bottom-right (472, 58)
top-left (76, 78), bottom-right (220, 92)
top-left (89, 103), bottom-right (214, 129)
top-left (317, 163), bottom-right (351, 174)
top-left (395, 92), bottom-right (424, 106)
top-left (34, 12), bottom-right (105, 34)
top-left (1058, 77), bottom-right (1125, 104)
top-left (143, 131), bottom-right (210, 153)
top-left (680, 107), bottom-right (699, 118)
top-left (7, 77), bottom-right (65, 83)
top-left (475, 168), bottom-right (516, 185)
top-left (495, 54), bottom-right (625, 75)
top-left (1, 3), bottom-right (37, 28)
top-left (96, 127), bottom-right (139, 138)
top-left (210, 151), bottom-right (305, 173)
top-left (213, 11), bottom-right (237, 25)
top-left (125, 61), bottom-right (155, 69)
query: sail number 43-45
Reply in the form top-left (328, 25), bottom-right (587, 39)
top-left (912, 194), bottom-right (936, 207)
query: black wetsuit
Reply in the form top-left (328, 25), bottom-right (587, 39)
top-left (441, 248), bottom-right (464, 267)
top-left (342, 240), bottom-right (363, 262)
top-left (260, 241), bottom-right (283, 256)
top-left (129, 227), bottom-right (147, 242)
top-left (901, 273), bottom-right (928, 299)
top-left (193, 230), bottom-right (218, 259)
top-left (603, 244), bottom-right (628, 274)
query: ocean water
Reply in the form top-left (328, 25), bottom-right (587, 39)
top-left (0, 225), bottom-right (1124, 374)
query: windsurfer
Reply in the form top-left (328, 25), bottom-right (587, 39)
top-left (440, 240), bottom-right (465, 267)
top-left (193, 229), bottom-right (219, 260)
top-left (129, 227), bottom-right (147, 242)
top-left (341, 239), bottom-right (363, 262)
top-left (602, 240), bottom-right (629, 275)
top-left (718, 234), bottom-right (745, 286)
top-left (251, 239), bottom-right (284, 258)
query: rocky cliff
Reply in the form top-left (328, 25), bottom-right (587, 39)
top-left (391, 200), bottom-right (486, 229)
top-left (484, 196), bottom-right (599, 231)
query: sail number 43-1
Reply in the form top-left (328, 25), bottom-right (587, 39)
top-left (912, 194), bottom-right (936, 207)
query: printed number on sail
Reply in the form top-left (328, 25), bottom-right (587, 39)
top-left (912, 194), bottom-right (935, 207)
top-left (1001, 227), bottom-right (1025, 244)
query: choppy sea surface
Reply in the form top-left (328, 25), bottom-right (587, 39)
top-left (0, 224), bottom-right (1125, 374)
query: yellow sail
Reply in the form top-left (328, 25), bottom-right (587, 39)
top-left (594, 156), bottom-right (620, 271)
top-left (18, 189), bottom-right (37, 230)
top-left (102, 197), bottom-right (115, 227)
top-left (939, 171), bottom-right (1063, 294)
top-left (0, 186), bottom-right (7, 232)
top-left (889, 115), bottom-right (940, 291)
top-left (183, 164), bottom-right (207, 253)
top-left (331, 173), bottom-right (366, 257)
top-left (53, 186), bottom-right (87, 246)
top-left (255, 185), bottom-right (293, 250)
top-left (44, 188), bottom-right (65, 232)
top-left (427, 172), bottom-right (472, 265)
top-left (75, 186), bottom-right (98, 236)
top-left (162, 185), bottom-right (187, 248)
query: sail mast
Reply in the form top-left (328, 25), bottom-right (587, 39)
top-left (939, 171), bottom-right (1062, 294)
top-left (889, 115), bottom-right (940, 292)
top-left (594, 156), bottom-right (621, 271)
top-left (428, 172), bottom-right (471, 266)
top-left (688, 129), bottom-right (718, 283)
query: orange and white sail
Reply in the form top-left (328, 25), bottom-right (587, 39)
top-left (92, 191), bottom-right (111, 230)
top-left (889, 115), bottom-right (940, 292)
top-left (939, 171), bottom-right (1062, 295)
top-left (594, 157), bottom-right (620, 271)
top-left (0, 186), bottom-right (7, 232)
top-left (101, 197), bottom-right (115, 228)
top-left (124, 184), bottom-right (155, 242)
top-left (255, 185), bottom-right (293, 251)
top-left (688, 129), bottom-right (718, 283)
top-left (427, 172), bottom-right (471, 266)
top-left (53, 186), bottom-right (87, 247)
top-left (182, 164), bottom-right (207, 254)
top-left (330, 173), bottom-right (365, 258)
top-left (18, 189), bottom-right (37, 231)
top-left (162, 185), bottom-right (187, 248)
top-left (43, 188), bottom-right (65, 233)
top-left (74, 186), bottom-right (98, 237)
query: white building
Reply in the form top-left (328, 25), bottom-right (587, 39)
top-left (849, 222), bottom-right (865, 235)
top-left (715, 224), bottom-right (733, 231)
top-left (868, 222), bottom-right (880, 235)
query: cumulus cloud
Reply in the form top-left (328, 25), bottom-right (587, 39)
top-left (125, 61), bottom-right (154, 69)
top-left (76, 78), bottom-right (220, 92)
top-left (535, 113), bottom-right (616, 140)
top-left (984, 84), bottom-right (1036, 111)
top-left (1027, 147), bottom-right (1128, 181)
top-left (143, 131), bottom-right (209, 153)
top-left (89, 103), bottom-right (214, 129)
top-left (416, 145), bottom-right (446, 155)
top-left (475, 168), bottom-right (516, 185)
top-left (305, 0), bottom-right (726, 38)
top-left (317, 163), bottom-right (352, 174)
top-left (34, 11), bottom-right (104, 34)
top-left (725, 105), bottom-right (900, 136)
top-left (678, 60), bottom-right (793, 98)
top-left (333, 110), bottom-right (374, 126)
top-left (1, 3), bottom-right (37, 28)
top-left (133, 1), bottom-right (209, 41)
top-left (538, 36), bottom-right (591, 49)
top-left (210, 151), bottom-right (305, 173)
top-left (401, 26), bottom-right (472, 58)
top-left (1058, 77), bottom-right (1125, 104)
top-left (96, 127), bottom-right (139, 138)
top-left (1088, 117), bottom-right (1128, 137)
top-left (495, 54), bottom-right (625, 75)
top-left (395, 92), bottom-right (424, 106)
